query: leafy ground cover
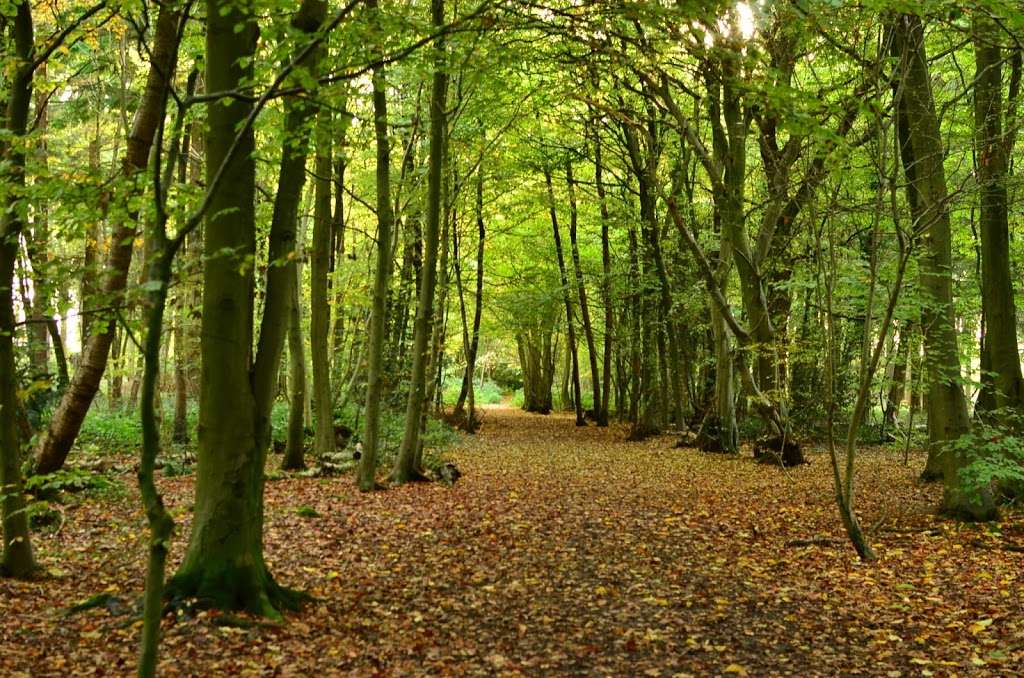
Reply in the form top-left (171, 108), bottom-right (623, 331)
top-left (2, 405), bottom-right (1022, 676)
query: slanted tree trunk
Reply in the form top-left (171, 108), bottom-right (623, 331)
top-left (0, 0), bottom-right (37, 578)
top-left (892, 14), bottom-right (991, 519)
top-left (544, 165), bottom-right (585, 426)
top-left (32, 6), bottom-right (182, 476)
top-left (393, 0), bottom-right (448, 483)
top-left (973, 14), bottom-right (1023, 418)
top-left (357, 16), bottom-right (395, 491)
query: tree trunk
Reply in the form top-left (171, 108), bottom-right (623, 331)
top-left (283, 263), bottom-right (307, 471)
top-left (593, 128), bottom-right (613, 426)
top-left (0, 0), bottom-right (36, 578)
top-left (310, 113), bottom-right (335, 458)
top-left (973, 13), bottom-right (1023, 417)
top-left (357, 14), bottom-right (396, 491)
top-left (168, 0), bottom-right (323, 614)
top-left (892, 14), bottom-right (990, 519)
top-left (565, 160), bottom-right (601, 419)
top-left (393, 0), bottom-right (448, 483)
top-left (544, 166), bottom-right (585, 426)
top-left (453, 166), bottom-right (486, 429)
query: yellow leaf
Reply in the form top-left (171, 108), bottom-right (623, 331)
top-left (969, 618), bottom-right (994, 634)
top-left (724, 664), bottom-right (748, 676)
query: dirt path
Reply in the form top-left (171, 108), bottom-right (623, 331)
top-left (2, 405), bottom-right (1022, 676)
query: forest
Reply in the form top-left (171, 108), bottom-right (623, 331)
top-left (1, 0), bottom-right (1023, 675)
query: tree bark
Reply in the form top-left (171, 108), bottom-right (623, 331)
top-left (0, 0), bottom-right (37, 578)
top-left (565, 159), bottom-right (601, 419)
top-left (973, 13), bottom-right (1023, 417)
top-left (168, 0), bottom-right (326, 614)
top-left (310, 113), bottom-right (335, 458)
top-left (544, 165), bottom-right (585, 426)
top-left (393, 0), bottom-right (448, 483)
top-left (892, 14), bottom-right (990, 519)
top-left (357, 6), bottom-right (396, 490)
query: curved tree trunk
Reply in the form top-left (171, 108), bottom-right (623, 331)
top-left (565, 160), bottom-right (601, 419)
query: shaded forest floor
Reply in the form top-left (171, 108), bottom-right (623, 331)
top-left (3, 405), bottom-right (1023, 676)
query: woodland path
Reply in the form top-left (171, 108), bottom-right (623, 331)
top-left (2, 405), bottom-right (1023, 676)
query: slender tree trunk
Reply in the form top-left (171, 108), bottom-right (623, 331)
top-left (310, 113), bottom-right (335, 458)
top-left (393, 0), bottom-right (448, 483)
top-left (566, 160), bottom-right (601, 419)
top-left (462, 167), bottom-right (486, 428)
top-left (358, 10), bottom-right (396, 490)
top-left (545, 166), bottom-right (585, 426)
top-left (593, 130), bottom-right (613, 426)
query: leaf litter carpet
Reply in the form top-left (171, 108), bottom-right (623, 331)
top-left (2, 405), bottom-right (1022, 676)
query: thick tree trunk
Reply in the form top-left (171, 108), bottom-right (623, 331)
top-left (892, 14), bottom-right (990, 519)
top-left (32, 6), bottom-right (181, 476)
top-left (0, 0), bottom-right (36, 578)
top-left (169, 0), bottom-right (323, 614)
top-left (973, 14), bottom-right (1023, 417)
top-left (393, 0), bottom-right (448, 483)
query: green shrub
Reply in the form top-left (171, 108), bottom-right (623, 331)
top-left (440, 377), bottom-right (506, 406)
top-left (79, 408), bottom-right (142, 452)
top-left (944, 412), bottom-right (1024, 507)
top-left (25, 468), bottom-right (115, 496)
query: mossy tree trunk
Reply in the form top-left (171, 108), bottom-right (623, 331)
top-left (168, 0), bottom-right (327, 614)
top-left (0, 0), bottom-right (37, 579)
top-left (892, 14), bottom-right (991, 519)
top-left (973, 13), bottom-right (1023, 419)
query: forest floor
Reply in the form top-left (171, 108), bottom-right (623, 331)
top-left (2, 404), bottom-right (1023, 677)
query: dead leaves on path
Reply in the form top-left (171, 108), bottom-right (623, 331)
top-left (2, 405), bottom-right (1023, 676)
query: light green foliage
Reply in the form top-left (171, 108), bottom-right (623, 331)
top-left (78, 408), bottom-right (142, 452)
top-left (945, 412), bottom-right (1024, 509)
